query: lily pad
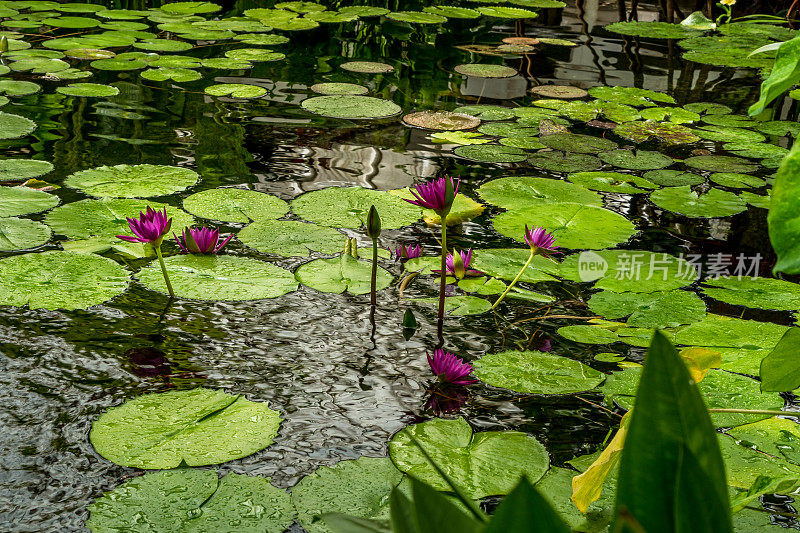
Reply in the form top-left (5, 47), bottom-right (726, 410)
top-left (673, 314), bottom-right (789, 350)
top-left (133, 39), bottom-right (194, 52)
top-left (183, 188), bottom-right (288, 223)
top-left (493, 203), bottom-right (636, 249)
top-left (539, 133), bottom-right (617, 154)
top-left (599, 149), bottom-right (673, 170)
top-left (340, 61), bottom-right (394, 73)
top-left (739, 191), bottom-right (771, 209)
top-left (224, 48), bottom-right (285, 62)
top-left (701, 276), bottom-right (800, 311)
top-left (453, 144), bottom-right (526, 163)
top-left (453, 105), bottom-right (515, 121)
top-left (708, 173), bottom-right (765, 188)
top-left (138, 255), bottom-right (298, 300)
top-left (430, 131), bottom-right (490, 145)
top-left (423, 6), bottom-right (480, 18)
top-left (0, 251), bottom-right (128, 310)
top-left (474, 351), bottom-right (604, 394)
top-left (0, 80), bottom-right (41, 97)
top-left (605, 21), bottom-right (702, 39)
top-left (410, 295), bottom-right (492, 316)
top-left (684, 102), bottom-right (732, 115)
top-left (63, 48), bottom-right (115, 60)
top-left (530, 85), bottom-right (587, 99)
top-left (469, 248), bottom-right (559, 283)
top-left (141, 67), bottom-right (202, 82)
top-left (205, 83), bottom-right (267, 98)
top-left (588, 290), bottom-right (706, 328)
top-left (454, 63), bottom-right (517, 78)
top-left (90, 388), bottom-right (281, 468)
top-left (638, 107), bottom-right (700, 124)
top-left (558, 250), bottom-right (698, 291)
top-left (642, 169), bottom-right (704, 187)
top-left (0, 186), bottom-right (58, 217)
top-left (389, 417), bottom-right (549, 499)
top-left (477, 6), bottom-right (538, 18)
top-left (386, 11), bottom-right (446, 24)
top-left (0, 112), bottom-right (36, 139)
top-left (294, 255), bottom-right (393, 295)
top-left (695, 126), bottom-right (766, 144)
top-left (0, 159), bottom-right (53, 181)
top-left (301, 95), bottom-right (401, 119)
top-left (589, 86), bottom-right (674, 107)
top-left (614, 121), bottom-right (699, 145)
top-left (291, 186), bottom-right (420, 229)
top-left (402, 111), bottom-right (480, 131)
top-left (161, 1), bottom-right (221, 14)
top-left (200, 58), bottom-right (252, 69)
top-left (55, 83), bottom-right (120, 97)
top-left (478, 175), bottom-right (601, 209)
top-left (0, 217), bottom-right (51, 251)
top-left (567, 171), bottom-right (656, 193)
top-left (239, 220), bottom-right (343, 257)
top-left (64, 164), bottom-right (198, 198)
top-left (236, 33), bottom-right (290, 45)
top-left (650, 186), bottom-right (746, 218)
top-left (558, 324), bottom-right (621, 344)
top-left (528, 151), bottom-right (602, 172)
top-left (310, 82), bottom-right (368, 95)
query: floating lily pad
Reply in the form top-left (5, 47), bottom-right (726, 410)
top-left (453, 144), bottom-right (526, 163)
top-left (590, 86), bottom-right (674, 106)
top-left (410, 295), bottom-right (492, 316)
top-left (161, 1), bottom-right (221, 14)
top-left (536, 37), bottom-right (578, 46)
top-left (301, 95), bottom-right (401, 119)
top-left (423, 6), bottom-right (480, 18)
top-left (430, 131), bottom-right (490, 145)
top-left (45, 68), bottom-right (92, 80)
top-left (389, 417), bottom-right (549, 499)
top-left (235, 33), bottom-right (289, 45)
top-left (477, 6), bottom-right (538, 18)
top-left (756, 120), bottom-right (800, 137)
top-left (723, 142), bottom-right (788, 161)
top-left (56, 83), bottom-right (120, 97)
top-left (238, 220), bottom-right (343, 257)
top-left (292, 186), bottom-right (420, 229)
top-left (642, 169), bottom-right (704, 187)
top-left (200, 57), bottom-right (252, 69)
top-left (457, 277), bottom-right (508, 295)
top-left (139, 255), bottom-right (298, 300)
top-left (470, 248), bottom-right (559, 283)
top-left (539, 133), bottom-right (618, 154)
top-left (0, 186), bottom-right (58, 217)
top-left (530, 85), bottom-right (587, 98)
top-left (0, 80), bottom-right (41, 97)
top-left (588, 290), bottom-right (706, 328)
top-left (91, 388), bottom-right (281, 468)
top-left (528, 151), bottom-right (602, 172)
top-left (340, 61), bottom-right (394, 73)
top-left (64, 164), bottom-right (198, 198)
top-left (0, 159), bottom-right (53, 182)
top-left (474, 351), bottom-right (604, 394)
top-left (0, 251), bottom-right (128, 310)
top-left (386, 11), bottom-right (446, 24)
top-left (739, 191), bottom-right (771, 209)
top-left (133, 39), bottom-right (193, 52)
top-left (453, 105), bottom-right (515, 121)
top-left (338, 6), bottom-right (390, 17)
top-left (684, 102), bottom-right (732, 115)
top-left (294, 255), bottom-right (393, 295)
top-left (454, 63), bottom-right (517, 78)
top-left (9, 57), bottom-right (69, 74)
top-left (605, 21), bottom-right (702, 39)
top-left (695, 126), bottom-right (766, 144)
top-left (558, 324), bottom-right (621, 344)
top-left (42, 15), bottom-right (100, 28)
top-left (599, 149), bottom-right (673, 170)
top-left (224, 48), bottom-right (285, 62)
top-left (0, 112), bottom-right (36, 139)
top-left (708, 172), bottom-right (765, 188)
top-left (0, 217), bottom-right (51, 251)
top-left (614, 121), bottom-right (699, 145)
top-left (499, 136), bottom-right (545, 150)
top-left (638, 107), bottom-right (699, 124)
top-left (493, 202), bottom-right (636, 249)
top-left (673, 314), bottom-right (789, 350)
top-left (90, 57), bottom-right (147, 71)
top-left (63, 48), bottom-right (115, 60)
top-left (477, 123), bottom-right (537, 137)
top-left (567, 171), bottom-right (656, 193)
top-left (205, 83), bottom-right (267, 98)
top-left (183, 188), bottom-right (288, 223)
top-left (149, 55), bottom-right (202, 68)
top-left (650, 186), bottom-right (746, 218)
top-left (478, 175), bottom-right (601, 209)
top-left (558, 250), bottom-right (697, 291)
top-left (402, 111), bottom-right (480, 131)
top-left (141, 67), bottom-right (202, 82)
top-left (310, 82), bottom-right (367, 95)
top-left (680, 33), bottom-right (775, 69)
top-left (701, 276), bottom-right (800, 311)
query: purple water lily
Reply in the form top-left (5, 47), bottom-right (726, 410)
top-left (393, 243), bottom-right (422, 261)
top-left (434, 248), bottom-right (483, 279)
top-left (404, 175), bottom-right (459, 215)
top-left (117, 206), bottom-right (172, 244)
top-left (427, 349), bottom-right (477, 385)
top-left (175, 226), bottom-right (233, 254)
top-left (524, 225), bottom-right (560, 257)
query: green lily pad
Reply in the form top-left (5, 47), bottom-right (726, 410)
top-left (708, 173), bottom-right (765, 188)
top-left (469, 248), bottom-right (559, 283)
top-left (90, 57), bottom-right (147, 71)
top-left (183, 188), bottom-right (288, 223)
top-left (291, 457), bottom-right (404, 533)
top-left (558, 250), bottom-right (698, 291)
top-left (457, 276), bottom-right (508, 295)
top-left (386, 11), bottom-right (447, 24)
top-left (588, 289), bottom-right (706, 328)
top-left (0, 251), bottom-right (129, 310)
top-left (642, 169), bottom-right (704, 187)
top-left (454, 63), bottom-right (518, 78)
top-left (539, 133), bottom-right (618, 154)
top-left (0, 186), bottom-right (58, 217)
top-left (310, 82), bottom-right (368, 95)
top-left (338, 6), bottom-right (390, 17)
top-left (236, 33), bottom-right (290, 45)
top-left (498, 136), bottom-right (545, 150)
top-left (423, 6), bottom-right (480, 18)
top-left (90, 388), bottom-right (281, 468)
top-left (64, 164), bottom-right (198, 198)
top-left (97, 8), bottom-right (150, 19)
top-left (0, 217), bottom-right (51, 251)
top-left (161, 1), bottom-right (221, 14)
top-left (133, 39), bottom-right (194, 52)
top-left (558, 324), bottom-right (621, 344)
top-left (200, 58), bottom-right (252, 69)
top-left (530, 85), bottom-right (587, 99)
top-left (0, 112), bottom-right (36, 139)
top-left (638, 106), bottom-right (700, 124)
top-left (389, 417), bottom-right (549, 499)
top-left (650, 186), bottom-right (747, 218)
top-left (701, 114), bottom-right (756, 128)
top-left (63, 48), bottom-right (115, 60)
top-left (410, 295), bottom-right (492, 316)
top-left (567, 171), bottom-right (657, 193)
top-left (493, 202), bottom-right (636, 249)
top-left (680, 33), bottom-right (775, 69)
top-left (453, 105), bottom-right (516, 121)
top-left (684, 102), bottom-right (732, 115)
top-left (291, 186), bottom-right (420, 229)
top-left (474, 351), bottom-right (604, 394)
top-left (44, 67), bottom-right (92, 80)
top-left (42, 15), bottom-right (100, 28)
top-left (453, 144), bottom-right (527, 163)
top-left (695, 126), bottom-right (766, 144)
top-left (139, 255), bottom-right (298, 300)
top-left (614, 121), bottom-right (699, 145)
top-left (224, 48), bottom-right (285, 62)
top-left (528, 151), bottom-right (602, 172)
top-left (755, 120), bottom-right (800, 137)
top-left (149, 55), bottom-right (202, 68)
top-left (306, 11), bottom-right (358, 23)
top-left (55, 83), bottom-right (120, 97)
top-left (403, 111), bottom-right (480, 131)
top-left (701, 276), bottom-right (800, 311)
top-left (0, 80), bottom-right (41, 97)
top-left (606, 21), bottom-right (703, 39)
top-left (141, 67), bottom-right (202, 82)
top-left (673, 314), bottom-right (789, 350)
top-left (477, 123), bottom-right (537, 137)
top-left (477, 6), bottom-right (538, 18)
top-left (478, 175), bottom-right (601, 209)
top-left (599, 149), bottom-right (673, 170)
top-left (589, 86), bottom-right (674, 107)
top-left (205, 83), bottom-right (267, 98)
top-left (301, 95), bottom-right (400, 119)
top-left (238, 220), bottom-right (343, 257)
top-left (723, 142), bottom-right (788, 161)
top-left (534, 465), bottom-right (614, 533)
top-left (0, 159), bottom-right (53, 182)
top-left (294, 255), bottom-right (393, 295)
top-left (430, 131), bottom-right (490, 145)
top-left (9, 57), bottom-right (69, 74)
top-left (739, 191), bottom-right (771, 209)
top-left (87, 469), bottom-right (295, 533)
top-left (340, 61), bottom-right (394, 73)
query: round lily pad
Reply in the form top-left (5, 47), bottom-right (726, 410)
top-left (473, 351), bottom-right (604, 394)
top-left (295, 255), bottom-right (393, 295)
top-left (588, 289), bottom-right (706, 328)
top-left (530, 85), bottom-right (587, 98)
top-left (386, 11), bottom-right (446, 24)
top-left (605, 21), bottom-right (701, 39)
top-left (674, 314), bottom-right (789, 350)
top-left (695, 126), bottom-right (766, 144)
top-left (138, 255), bottom-right (298, 300)
top-left (410, 295), bottom-right (492, 316)
top-left (739, 191), bottom-right (771, 209)
top-left (708, 173), bottom-right (765, 188)
top-left (140, 67), bottom-right (202, 82)
top-left (291, 186), bottom-right (420, 229)
top-left (42, 16), bottom-right (100, 28)
top-left (301, 95), bottom-right (401, 119)
top-left (183, 188), bottom-right (288, 223)
top-left (478, 175), bottom-right (601, 209)
top-left (453, 144), bottom-right (526, 163)
top-left (0, 251), bottom-right (129, 310)
top-left (567, 171), bottom-right (656, 193)
top-left (64, 48), bottom-right (115, 60)
top-left (539, 133), bottom-right (618, 154)
top-left (200, 57), bottom-right (252, 69)
top-left (599, 149), bottom-right (673, 170)
top-left (453, 105), bottom-right (515, 121)
top-left (90, 388), bottom-right (282, 468)
top-left (528, 151), bottom-right (602, 172)
top-left (389, 417), bottom-right (549, 499)
top-left (133, 39), bottom-right (194, 52)
top-left (239, 220), bottom-right (343, 257)
top-left (684, 102), bottom-right (732, 115)
top-left (642, 169), bottom-right (704, 187)
top-left (499, 136), bottom-right (545, 150)
top-left (236, 33), bottom-right (290, 45)
top-left (701, 276), bottom-right (800, 311)
top-left (477, 6), bottom-right (538, 18)
top-left (478, 123), bottom-right (537, 137)
top-left (558, 325), bottom-right (620, 344)
top-left (87, 470), bottom-right (295, 533)
top-left (0, 112), bottom-right (36, 139)
top-left (224, 48), bottom-right (285, 62)
top-left (340, 61), bottom-right (394, 73)
top-left (589, 86), bottom-right (674, 106)
top-left (614, 121), bottom-right (699, 145)
top-left (0, 186), bottom-right (58, 217)
top-left (423, 6), bottom-right (480, 18)
top-left (0, 217), bottom-right (51, 251)
top-left (161, 1), bottom-right (221, 14)
top-left (454, 63), bottom-right (517, 78)
top-left (0, 159), bottom-right (53, 182)
top-left (55, 83), bottom-right (120, 97)
top-left (493, 202), bottom-right (636, 249)
top-left (205, 83), bottom-right (267, 98)
top-left (683, 155), bottom-right (758, 173)
top-left (0, 80), bottom-right (41, 96)
top-left (650, 186), bottom-right (747, 218)
top-left (64, 164), bottom-right (198, 198)
top-left (402, 111), bottom-right (480, 131)
top-left (310, 82), bottom-right (368, 95)
top-left (558, 250), bottom-right (698, 292)
top-left (9, 57), bottom-right (70, 74)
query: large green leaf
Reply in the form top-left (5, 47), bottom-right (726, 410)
top-left (588, 289), bottom-right (706, 328)
top-left (473, 350), bottom-right (604, 394)
top-left (0, 217), bottom-right (51, 251)
top-left (64, 164), bottom-right (198, 198)
top-left (701, 276), bottom-right (800, 311)
top-left (389, 417), bottom-right (549, 499)
top-left (768, 142), bottom-right (800, 274)
top-left (486, 477), bottom-right (571, 533)
top-left (137, 255), bottom-right (298, 300)
top-left (239, 220), bottom-right (343, 257)
top-left (477, 176), bottom-right (601, 210)
top-left (292, 187), bottom-right (421, 229)
top-left (558, 250), bottom-right (698, 292)
top-left (183, 188), bottom-right (289, 222)
top-left (295, 255), bottom-right (393, 295)
top-left (650, 186), bottom-right (747, 218)
top-left (0, 251), bottom-right (129, 310)
top-left (90, 388), bottom-right (281, 469)
top-left (760, 328), bottom-right (800, 392)
top-left (86, 469), bottom-right (296, 532)
top-left (0, 186), bottom-right (58, 217)
top-left (749, 34), bottom-right (800, 116)
top-left (409, 478), bottom-right (483, 533)
top-left (613, 333), bottom-right (732, 533)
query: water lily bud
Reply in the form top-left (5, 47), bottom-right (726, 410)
top-left (402, 308), bottom-right (417, 329)
top-left (182, 227), bottom-right (201, 254)
top-left (366, 205), bottom-right (381, 239)
top-left (349, 237), bottom-right (358, 259)
top-left (451, 248), bottom-right (466, 279)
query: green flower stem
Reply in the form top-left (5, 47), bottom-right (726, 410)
top-left (370, 238), bottom-right (378, 308)
top-left (437, 216), bottom-right (448, 341)
top-left (492, 248), bottom-right (534, 309)
top-left (155, 243), bottom-right (175, 298)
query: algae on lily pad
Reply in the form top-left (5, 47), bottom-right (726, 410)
top-left (183, 188), bottom-right (289, 223)
top-left (340, 61), bottom-right (394, 73)
top-left (453, 144), bottom-right (526, 163)
top-left (474, 351), bottom-right (604, 394)
top-left (614, 121), bottom-right (699, 145)
top-left (0, 251), bottom-right (129, 310)
top-left (402, 111), bottom-right (480, 131)
top-left (0, 112), bottom-right (36, 139)
top-left (139, 255), bottom-right (298, 300)
top-left (389, 417), bottom-right (549, 499)
top-left (650, 186), bottom-right (747, 218)
top-left (64, 164), bottom-right (199, 198)
top-left (588, 289), bottom-right (706, 328)
top-left (291, 186), bottom-right (420, 229)
top-left (478, 175), bottom-right (601, 209)
top-left (90, 388), bottom-right (282, 468)
top-left (701, 276), bottom-right (800, 311)
top-left (301, 95), bottom-right (401, 119)
top-left (310, 82), bottom-right (368, 95)
top-left (239, 220), bottom-right (343, 257)
top-left (0, 159), bottom-right (53, 182)
top-left (530, 85), bottom-right (587, 99)
top-left (454, 63), bottom-right (518, 78)
top-left (294, 255), bottom-right (393, 295)
top-left (0, 186), bottom-right (58, 217)
top-left (0, 217), bottom-right (51, 251)
top-left (599, 149), bottom-right (673, 170)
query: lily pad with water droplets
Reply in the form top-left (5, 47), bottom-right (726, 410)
top-left (0, 159), bottom-right (53, 182)
top-left (310, 82), bottom-right (367, 95)
top-left (90, 388), bottom-right (281, 468)
top-left (0, 217), bottom-right (51, 251)
top-left (588, 289), bottom-right (706, 328)
top-left (402, 111), bottom-right (480, 131)
top-left (63, 48), bottom-right (115, 60)
top-left (453, 105), bottom-right (515, 121)
top-left (301, 95), bottom-right (401, 119)
top-left (453, 144), bottom-right (526, 163)
top-left (701, 276), bottom-right (800, 311)
top-left (650, 186), bottom-right (746, 218)
top-left (473, 351), bottom-right (604, 394)
top-left (224, 48), bottom-right (285, 62)
top-left (0, 186), bottom-right (58, 217)
top-left (239, 220), bottom-right (343, 257)
top-left (389, 417), bottom-right (549, 499)
top-left (205, 83), bottom-right (267, 98)
top-left (708, 173), bottom-right (766, 189)
top-left (138, 255), bottom-right (298, 300)
top-left (295, 255), bottom-right (393, 295)
top-left (55, 83), bottom-right (120, 97)
top-left (599, 149), bottom-right (673, 170)
top-left (340, 61), bottom-right (394, 73)
top-left (455, 63), bottom-right (517, 78)
top-left (423, 6), bottom-right (480, 18)
top-left (292, 186), bottom-right (420, 229)
top-left (0, 112), bottom-right (36, 139)
top-left (530, 85), bottom-right (587, 99)
top-left (64, 164), bottom-right (198, 198)
top-left (695, 126), bottom-right (766, 144)
top-left (674, 314), bottom-right (789, 350)
top-left (477, 6), bottom-right (538, 18)
top-left (589, 86), bottom-right (674, 107)
top-left (0, 251), bottom-right (129, 310)
top-left (183, 188), bottom-right (288, 223)
top-left (605, 21), bottom-right (702, 39)
top-left (478, 175), bottom-right (601, 209)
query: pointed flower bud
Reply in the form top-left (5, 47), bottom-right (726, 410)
top-left (366, 205), bottom-right (381, 239)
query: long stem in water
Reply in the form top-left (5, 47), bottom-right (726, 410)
top-left (437, 217), bottom-right (448, 343)
top-left (492, 248), bottom-right (534, 309)
top-left (370, 238), bottom-right (378, 308)
top-left (155, 243), bottom-right (175, 298)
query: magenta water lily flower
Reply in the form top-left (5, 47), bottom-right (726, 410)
top-left (117, 206), bottom-right (172, 244)
top-left (393, 243), bottom-right (422, 261)
top-left (434, 248), bottom-right (482, 279)
top-left (404, 175), bottom-right (459, 215)
top-left (427, 349), bottom-right (477, 385)
top-left (175, 226), bottom-right (233, 254)
top-left (524, 225), bottom-right (560, 257)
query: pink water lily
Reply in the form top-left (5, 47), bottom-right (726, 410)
top-left (434, 248), bottom-right (483, 279)
top-left (524, 225), bottom-right (559, 257)
top-left (393, 243), bottom-right (422, 261)
top-left (404, 175), bottom-right (459, 214)
top-left (175, 226), bottom-right (233, 254)
top-left (427, 349), bottom-right (477, 385)
top-left (117, 206), bottom-right (172, 244)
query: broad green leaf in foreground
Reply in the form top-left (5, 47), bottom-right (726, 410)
top-left (760, 328), bottom-right (800, 392)
top-left (768, 142), bottom-right (800, 274)
top-left (749, 34), bottom-right (800, 116)
top-left (90, 388), bottom-right (281, 469)
top-left (485, 477), bottom-right (571, 533)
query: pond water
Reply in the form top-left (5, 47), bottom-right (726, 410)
top-left (0, 0), bottom-right (798, 531)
